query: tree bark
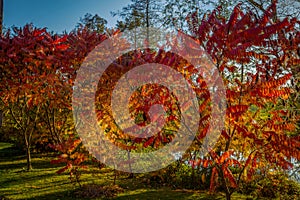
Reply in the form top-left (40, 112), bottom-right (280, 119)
top-left (0, 0), bottom-right (3, 35)
top-left (26, 145), bottom-right (32, 171)
top-left (145, 0), bottom-right (150, 46)
top-left (0, 110), bottom-right (3, 127)
top-left (225, 192), bottom-right (231, 200)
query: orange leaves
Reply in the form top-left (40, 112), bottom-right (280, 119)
top-left (52, 35), bottom-right (68, 45)
top-left (226, 105), bottom-right (249, 118)
top-left (218, 151), bottom-right (236, 165)
top-left (116, 142), bottom-right (137, 151)
top-left (256, 87), bottom-right (290, 98)
top-left (222, 165), bottom-right (238, 188)
top-left (197, 124), bottom-right (209, 140)
top-left (26, 97), bottom-right (34, 108)
top-left (234, 124), bottom-right (258, 140)
top-left (32, 28), bottom-right (46, 37)
top-left (184, 1), bottom-right (299, 196)
top-left (197, 150), bottom-right (241, 192)
top-left (184, 64), bottom-right (198, 74)
top-left (198, 97), bottom-right (210, 113)
top-left (218, 151), bottom-right (230, 164)
top-left (203, 159), bottom-right (211, 168)
top-left (260, 74), bottom-right (292, 89)
top-left (264, 131), bottom-right (300, 161)
top-left (50, 135), bottom-right (87, 175)
top-left (268, 123), bottom-right (295, 132)
top-left (210, 167), bottom-right (218, 192)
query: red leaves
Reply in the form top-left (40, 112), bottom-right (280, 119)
top-left (183, 1), bottom-right (300, 196)
top-left (227, 105), bottom-right (249, 117)
top-left (55, 44), bottom-right (69, 51)
top-left (32, 28), bottom-right (46, 37)
top-left (244, 154), bottom-right (253, 169)
top-left (219, 151), bottom-right (235, 164)
top-left (143, 136), bottom-right (155, 148)
top-left (226, 3), bottom-right (241, 33)
top-left (196, 150), bottom-right (242, 192)
top-left (0, 24), bottom-right (78, 109)
top-left (52, 35), bottom-right (68, 45)
top-left (26, 97), bottom-right (34, 108)
top-left (222, 165), bottom-right (238, 188)
top-left (261, 74), bottom-right (292, 88)
top-left (53, 35), bottom-right (69, 50)
top-left (50, 135), bottom-right (87, 176)
top-left (0, 2), bottom-right (297, 194)
top-left (226, 89), bottom-right (239, 101)
top-left (56, 165), bottom-right (70, 174)
top-left (210, 167), bottom-right (218, 192)
top-left (221, 130), bottom-right (230, 139)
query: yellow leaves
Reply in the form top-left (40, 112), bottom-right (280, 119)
top-left (281, 93), bottom-right (289, 100)
top-left (60, 154), bottom-right (68, 158)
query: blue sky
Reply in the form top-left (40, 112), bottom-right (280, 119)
top-left (3, 0), bottom-right (131, 33)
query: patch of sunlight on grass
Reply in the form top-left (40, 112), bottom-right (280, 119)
top-left (0, 142), bottom-right (13, 150)
top-left (0, 142), bottom-right (254, 200)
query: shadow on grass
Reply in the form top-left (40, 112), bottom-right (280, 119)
top-left (0, 146), bottom-right (24, 159)
top-left (0, 154), bottom-right (63, 171)
top-left (13, 189), bottom-right (77, 200)
top-left (0, 143), bottom-right (63, 171)
top-left (0, 170), bottom-right (65, 187)
top-left (0, 143), bottom-right (231, 200)
top-left (28, 190), bottom-right (78, 200)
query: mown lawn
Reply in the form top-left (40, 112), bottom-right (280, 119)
top-left (0, 142), bottom-right (252, 199)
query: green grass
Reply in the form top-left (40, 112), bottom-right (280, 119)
top-left (0, 142), bottom-right (251, 200)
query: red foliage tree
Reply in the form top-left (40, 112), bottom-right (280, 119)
top-left (186, 2), bottom-right (300, 199)
top-left (0, 24), bottom-right (73, 170)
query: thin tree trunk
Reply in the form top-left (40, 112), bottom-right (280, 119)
top-left (0, 0), bottom-right (3, 35)
top-left (225, 192), bottom-right (231, 200)
top-left (215, 164), bottom-right (232, 200)
top-left (0, 110), bottom-right (3, 127)
top-left (26, 145), bottom-right (32, 170)
top-left (145, 0), bottom-right (150, 46)
top-left (127, 150), bottom-right (134, 178)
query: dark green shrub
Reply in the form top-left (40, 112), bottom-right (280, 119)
top-left (239, 172), bottom-right (300, 199)
top-left (145, 161), bottom-right (211, 190)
